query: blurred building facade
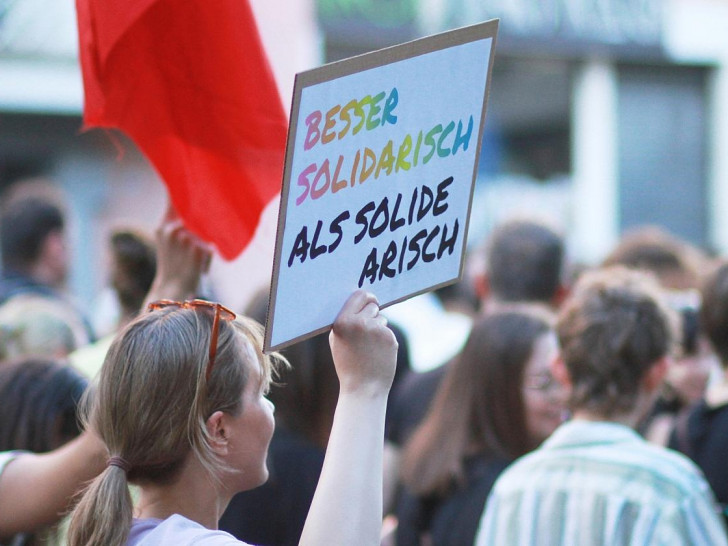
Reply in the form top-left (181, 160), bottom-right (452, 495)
top-left (320, 0), bottom-right (728, 264)
top-left (1, 0), bottom-right (727, 312)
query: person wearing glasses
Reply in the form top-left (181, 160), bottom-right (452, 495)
top-left (66, 288), bottom-right (397, 546)
top-left (393, 305), bottom-right (564, 546)
top-left (476, 268), bottom-right (727, 546)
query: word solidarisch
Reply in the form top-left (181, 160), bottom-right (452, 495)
top-left (295, 87), bottom-right (474, 206)
top-left (287, 177), bottom-right (459, 288)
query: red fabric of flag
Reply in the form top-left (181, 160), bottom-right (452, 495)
top-left (76, 0), bottom-right (288, 259)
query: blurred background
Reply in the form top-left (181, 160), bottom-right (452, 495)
top-left (1, 0), bottom-right (727, 318)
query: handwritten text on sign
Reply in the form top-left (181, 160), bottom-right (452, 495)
top-left (266, 21), bottom-right (498, 350)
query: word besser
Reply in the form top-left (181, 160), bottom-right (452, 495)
top-left (287, 177), bottom-right (459, 288)
top-left (295, 86), bottom-right (473, 206)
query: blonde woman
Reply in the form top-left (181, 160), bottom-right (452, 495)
top-left (68, 290), bottom-right (397, 546)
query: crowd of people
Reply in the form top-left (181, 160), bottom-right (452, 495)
top-left (0, 176), bottom-right (727, 546)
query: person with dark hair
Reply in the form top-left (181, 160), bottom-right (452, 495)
top-left (602, 225), bottom-right (704, 291)
top-left (476, 217), bottom-right (566, 309)
top-left (0, 181), bottom-right (68, 304)
top-left (603, 226), bottom-right (715, 445)
top-left (477, 267), bottom-right (727, 546)
top-left (383, 217), bottom-right (567, 518)
top-left (0, 179), bottom-right (94, 342)
top-left (0, 358), bottom-right (89, 545)
top-left (0, 358), bottom-right (88, 453)
top-left (669, 260), bottom-right (728, 524)
top-left (109, 230), bottom-right (157, 326)
top-left (394, 306), bottom-right (563, 546)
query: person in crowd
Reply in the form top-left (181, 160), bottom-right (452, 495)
top-left (217, 286), bottom-right (411, 546)
top-left (474, 217), bottom-right (567, 312)
top-left (70, 228), bottom-right (157, 378)
top-left (476, 267), bottom-right (727, 546)
top-left (383, 217), bottom-right (567, 514)
top-left (0, 358), bottom-right (88, 453)
top-left (66, 289), bottom-right (397, 546)
top-left (0, 179), bottom-right (94, 341)
top-left (603, 226), bottom-right (715, 444)
top-left (0, 293), bottom-right (91, 360)
top-left (0, 358), bottom-right (89, 545)
top-left (669, 260), bottom-right (728, 524)
top-left (394, 306), bottom-right (563, 546)
top-left (218, 329), bottom-right (337, 546)
top-left (0, 207), bottom-right (210, 542)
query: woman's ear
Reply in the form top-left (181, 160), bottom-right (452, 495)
top-left (206, 410), bottom-right (229, 455)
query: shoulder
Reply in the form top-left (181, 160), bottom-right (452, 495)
top-left (0, 451), bottom-right (22, 476)
top-left (492, 423), bottom-right (711, 501)
top-left (129, 515), bottom-right (248, 546)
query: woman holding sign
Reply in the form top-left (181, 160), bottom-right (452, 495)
top-left (67, 290), bottom-right (397, 546)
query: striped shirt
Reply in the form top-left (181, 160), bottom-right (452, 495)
top-left (475, 420), bottom-right (728, 546)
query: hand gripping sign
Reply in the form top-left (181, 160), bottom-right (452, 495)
top-left (266, 20), bottom-right (499, 351)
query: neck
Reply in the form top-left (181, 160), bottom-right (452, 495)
top-left (136, 456), bottom-right (229, 530)
top-left (570, 395), bottom-right (654, 429)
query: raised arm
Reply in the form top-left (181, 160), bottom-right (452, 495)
top-left (0, 430), bottom-right (106, 538)
top-left (144, 209), bottom-right (213, 306)
top-left (299, 290), bottom-right (398, 546)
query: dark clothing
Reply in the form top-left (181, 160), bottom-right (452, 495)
top-left (385, 364), bottom-right (448, 447)
top-left (669, 400), bottom-right (728, 520)
top-left (395, 455), bottom-right (511, 546)
top-left (0, 270), bottom-right (57, 304)
top-left (219, 428), bottom-right (325, 546)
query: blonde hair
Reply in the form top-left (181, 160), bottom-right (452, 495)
top-left (67, 305), bottom-right (280, 546)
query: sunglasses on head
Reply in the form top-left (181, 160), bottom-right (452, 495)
top-left (147, 299), bottom-right (236, 381)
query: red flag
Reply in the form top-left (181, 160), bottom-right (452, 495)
top-left (76, 0), bottom-right (288, 259)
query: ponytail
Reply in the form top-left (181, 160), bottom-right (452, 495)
top-left (68, 462), bottom-right (133, 546)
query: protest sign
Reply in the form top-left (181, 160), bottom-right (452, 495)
top-left (265, 19), bottom-right (499, 351)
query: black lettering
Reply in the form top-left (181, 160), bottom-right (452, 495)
top-left (438, 219), bottom-right (459, 259)
top-left (328, 210), bottom-right (350, 253)
top-left (417, 185), bottom-right (434, 222)
top-left (358, 248), bottom-right (379, 288)
top-left (423, 226), bottom-right (441, 262)
top-left (287, 226), bottom-right (310, 267)
top-left (408, 187), bottom-right (418, 225)
top-left (379, 240), bottom-right (398, 280)
top-left (407, 229), bottom-right (428, 270)
top-left (433, 177), bottom-right (453, 216)
top-left (398, 236), bottom-right (408, 273)
top-left (354, 201), bottom-right (375, 244)
top-left (369, 197), bottom-right (390, 239)
top-left (389, 193), bottom-right (405, 231)
top-left (310, 220), bottom-right (327, 259)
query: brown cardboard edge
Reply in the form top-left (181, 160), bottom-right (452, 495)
top-left (264, 18), bottom-right (500, 354)
top-left (458, 21), bottom-right (500, 280)
top-left (264, 72), bottom-right (304, 353)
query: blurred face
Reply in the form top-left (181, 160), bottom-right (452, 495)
top-left (225, 350), bottom-right (275, 492)
top-left (666, 336), bottom-right (717, 404)
top-left (521, 332), bottom-right (565, 444)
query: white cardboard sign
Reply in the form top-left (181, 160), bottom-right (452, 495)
top-left (265, 20), bottom-right (499, 351)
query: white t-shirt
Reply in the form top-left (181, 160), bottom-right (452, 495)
top-left (127, 514), bottom-right (251, 545)
top-left (0, 451), bottom-right (19, 478)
